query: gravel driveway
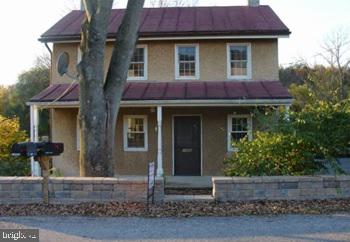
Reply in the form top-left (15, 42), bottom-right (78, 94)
top-left (0, 214), bottom-right (350, 242)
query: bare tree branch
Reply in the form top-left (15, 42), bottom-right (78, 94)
top-left (149, 0), bottom-right (198, 7)
top-left (317, 28), bottom-right (350, 100)
top-left (35, 53), bottom-right (51, 69)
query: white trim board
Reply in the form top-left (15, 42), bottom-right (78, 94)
top-left (174, 44), bottom-right (200, 80)
top-left (27, 99), bottom-right (293, 108)
top-left (226, 43), bottom-right (252, 80)
top-left (45, 35), bottom-right (290, 44)
top-left (123, 115), bottom-right (148, 152)
top-left (127, 44), bottom-right (148, 81)
top-left (227, 114), bottom-right (253, 152)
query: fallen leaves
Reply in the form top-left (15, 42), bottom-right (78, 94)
top-left (0, 199), bottom-right (349, 217)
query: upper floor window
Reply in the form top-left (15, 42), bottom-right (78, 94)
top-left (128, 45), bottom-right (148, 80)
top-left (227, 115), bottom-right (252, 152)
top-left (227, 43), bottom-right (252, 80)
top-left (175, 44), bottom-right (199, 80)
top-left (123, 115), bottom-right (148, 152)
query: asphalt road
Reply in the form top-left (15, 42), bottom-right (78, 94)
top-left (0, 214), bottom-right (350, 242)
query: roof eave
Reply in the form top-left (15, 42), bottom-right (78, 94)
top-left (38, 31), bottom-right (291, 43)
top-left (27, 98), bottom-right (293, 108)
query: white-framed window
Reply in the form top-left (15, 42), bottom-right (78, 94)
top-left (128, 45), bottom-right (148, 80)
top-left (227, 114), bottom-right (253, 152)
top-left (123, 115), bottom-right (148, 152)
top-left (76, 115), bottom-right (80, 151)
top-left (175, 44), bottom-right (199, 80)
top-left (226, 43), bottom-right (252, 80)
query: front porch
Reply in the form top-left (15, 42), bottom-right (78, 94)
top-left (28, 81), bottom-right (293, 178)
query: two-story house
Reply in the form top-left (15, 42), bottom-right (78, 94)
top-left (29, 1), bottom-right (292, 178)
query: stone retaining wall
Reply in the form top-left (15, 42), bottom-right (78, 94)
top-left (212, 176), bottom-right (350, 202)
top-left (0, 176), bottom-right (164, 204)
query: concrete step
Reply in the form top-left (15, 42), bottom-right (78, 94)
top-left (164, 195), bottom-right (214, 202)
top-left (165, 176), bottom-right (212, 189)
top-left (165, 188), bottom-right (212, 195)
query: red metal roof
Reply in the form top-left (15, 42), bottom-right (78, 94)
top-left (39, 6), bottom-right (290, 42)
top-left (30, 81), bottom-right (292, 103)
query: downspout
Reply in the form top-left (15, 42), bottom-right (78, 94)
top-left (43, 42), bottom-right (53, 142)
top-left (44, 42), bottom-right (53, 85)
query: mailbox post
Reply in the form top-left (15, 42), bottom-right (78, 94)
top-left (11, 142), bottom-right (64, 204)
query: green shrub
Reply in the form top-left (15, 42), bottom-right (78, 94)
top-left (224, 132), bottom-right (321, 177)
top-left (224, 101), bottom-right (350, 177)
top-left (292, 101), bottom-right (350, 158)
top-left (0, 115), bottom-right (29, 176)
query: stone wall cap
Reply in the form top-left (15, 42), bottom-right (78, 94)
top-left (62, 177), bottom-right (104, 184)
top-left (322, 175), bottom-right (350, 181)
top-left (0, 177), bottom-right (42, 184)
top-left (213, 175), bottom-right (348, 184)
top-left (101, 178), bottom-right (120, 184)
top-left (212, 177), bottom-right (233, 183)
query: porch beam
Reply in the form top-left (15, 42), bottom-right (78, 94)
top-left (156, 106), bottom-right (163, 177)
top-left (30, 105), bottom-right (40, 176)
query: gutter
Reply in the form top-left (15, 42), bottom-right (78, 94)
top-left (38, 33), bottom-right (291, 43)
top-left (27, 98), bottom-right (294, 108)
top-left (44, 43), bottom-right (52, 55)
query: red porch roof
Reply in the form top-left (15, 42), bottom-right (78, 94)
top-left (39, 6), bottom-right (290, 42)
top-left (30, 81), bottom-right (292, 103)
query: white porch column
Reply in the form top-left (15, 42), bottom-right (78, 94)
top-left (30, 105), bottom-right (40, 176)
top-left (156, 106), bottom-right (163, 177)
top-left (285, 104), bottom-right (291, 121)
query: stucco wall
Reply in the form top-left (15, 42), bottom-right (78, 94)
top-left (51, 108), bottom-right (80, 176)
top-left (51, 39), bottom-right (279, 84)
top-left (115, 108), bottom-right (157, 175)
top-left (52, 43), bottom-right (79, 84)
top-left (51, 107), bottom-right (253, 177)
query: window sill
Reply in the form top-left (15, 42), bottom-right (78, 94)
top-left (227, 76), bottom-right (252, 80)
top-left (227, 148), bottom-right (239, 153)
top-left (175, 76), bottom-right (199, 80)
top-left (127, 77), bottom-right (147, 81)
top-left (123, 146), bottom-right (148, 152)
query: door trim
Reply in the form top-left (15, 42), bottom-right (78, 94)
top-left (172, 114), bottom-right (203, 176)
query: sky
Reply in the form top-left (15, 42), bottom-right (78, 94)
top-left (0, 0), bottom-right (349, 86)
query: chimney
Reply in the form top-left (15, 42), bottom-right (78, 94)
top-left (248, 0), bottom-right (260, 7)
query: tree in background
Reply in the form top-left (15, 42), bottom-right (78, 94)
top-left (279, 63), bottom-right (309, 87)
top-left (280, 29), bottom-right (350, 110)
top-left (0, 86), bottom-right (8, 114)
top-left (0, 115), bottom-right (29, 176)
top-left (319, 29), bottom-right (350, 100)
top-left (287, 64), bottom-right (350, 110)
top-left (1, 55), bottom-right (50, 136)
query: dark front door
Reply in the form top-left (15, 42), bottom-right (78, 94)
top-left (174, 116), bottom-right (201, 176)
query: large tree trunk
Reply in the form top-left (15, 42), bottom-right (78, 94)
top-left (78, 0), bottom-right (145, 177)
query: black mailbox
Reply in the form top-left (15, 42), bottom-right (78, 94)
top-left (11, 142), bottom-right (64, 158)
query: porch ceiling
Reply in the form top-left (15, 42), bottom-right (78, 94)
top-left (28, 81), bottom-right (293, 107)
